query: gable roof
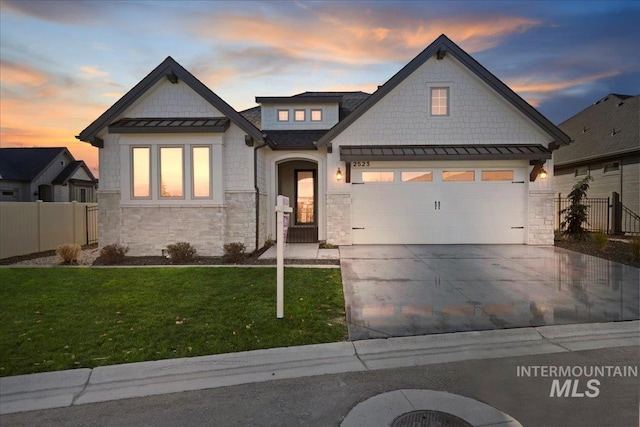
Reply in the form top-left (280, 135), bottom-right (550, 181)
top-left (52, 160), bottom-right (97, 185)
top-left (0, 147), bottom-right (68, 182)
top-left (316, 34), bottom-right (571, 149)
top-left (77, 57), bottom-right (263, 147)
top-left (554, 94), bottom-right (639, 167)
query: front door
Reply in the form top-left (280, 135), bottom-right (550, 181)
top-left (276, 160), bottom-right (318, 243)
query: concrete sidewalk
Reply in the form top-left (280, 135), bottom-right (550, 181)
top-left (1, 320), bottom-right (638, 415)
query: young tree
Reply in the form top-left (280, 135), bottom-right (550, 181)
top-left (560, 176), bottom-right (593, 240)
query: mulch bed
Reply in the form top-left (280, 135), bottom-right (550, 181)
top-left (92, 256), bottom-right (339, 266)
top-left (555, 237), bottom-right (640, 268)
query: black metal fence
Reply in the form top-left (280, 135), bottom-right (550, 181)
top-left (555, 192), bottom-right (640, 236)
top-left (555, 196), bottom-right (610, 234)
top-left (621, 204), bottom-right (640, 236)
top-left (86, 205), bottom-right (98, 245)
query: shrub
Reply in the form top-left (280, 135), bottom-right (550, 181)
top-left (167, 242), bottom-right (197, 264)
top-left (560, 176), bottom-right (592, 240)
top-left (264, 236), bottom-right (275, 249)
top-left (591, 232), bottom-right (608, 250)
top-left (56, 244), bottom-right (81, 265)
top-left (631, 238), bottom-right (640, 262)
top-left (223, 242), bottom-right (246, 264)
top-left (100, 243), bottom-right (129, 265)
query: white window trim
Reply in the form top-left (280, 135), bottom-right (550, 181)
top-left (294, 109), bottom-right (306, 122)
top-left (191, 146), bottom-right (213, 199)
top-left (277, 109), bottom-right (289, 122)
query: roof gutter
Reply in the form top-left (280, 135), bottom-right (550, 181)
top-left (253, 135), bottom-right (268, 254)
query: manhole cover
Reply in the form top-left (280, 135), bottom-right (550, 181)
top-left (391, 410), bottom-right (473, 427)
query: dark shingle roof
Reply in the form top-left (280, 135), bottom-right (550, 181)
top-left (240, 106), bottom-right (261, 129)
top-left (263, 130), bottom-right (329, 150)
top-left (52, 161), bottom-right (97, 184)
top-left (0, 147), bottom-right (66, 182)
top-left (555, 94), bottom-right (640, 166)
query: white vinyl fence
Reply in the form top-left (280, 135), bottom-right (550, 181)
top-left (0, 201), bottom-right (98, 259)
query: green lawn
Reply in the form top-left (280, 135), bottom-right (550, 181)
top-left (0, 267), bottom-right (346, 377)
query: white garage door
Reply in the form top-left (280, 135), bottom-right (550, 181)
top-left (351, 167), bottom-right (527, 244)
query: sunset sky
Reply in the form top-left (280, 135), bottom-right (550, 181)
top-left (1, 0), bottom-right (638, 177)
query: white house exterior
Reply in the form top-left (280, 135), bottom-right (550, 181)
top-left (78, 34), bottom-right (570, 256)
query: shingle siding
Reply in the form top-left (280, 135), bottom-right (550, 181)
top-left (127, 79), bottom-right (223, 118)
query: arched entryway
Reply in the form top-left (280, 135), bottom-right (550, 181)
top-left (277, 159), bottom-right (318, 242)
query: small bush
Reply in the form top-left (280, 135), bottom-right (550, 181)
top-left (56, 244), bottom-right (81, 265)
top-left (591, 232), bottom-right (608, 250)
top-left (100, 243), bottom-right (129, 265)
top-left (264, 236), bottom-right (275, 249)
top-left (223, 242), bottom-right (246, 264)
top-left (167, 242), bottom-right (197, 264)
top-left (631, 238), bottom-right (640, 262)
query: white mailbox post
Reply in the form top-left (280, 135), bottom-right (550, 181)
top-left (275, 195), bottom-right (292, 319)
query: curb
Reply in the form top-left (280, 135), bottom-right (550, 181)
top-left (1, 320), bottom-right (638, 415)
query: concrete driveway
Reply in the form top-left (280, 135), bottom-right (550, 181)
top-left (340, 245), bottom-right (640, 340)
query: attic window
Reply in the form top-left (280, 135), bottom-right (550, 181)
top-left (430, 87), bottom-right (449, 116)
top-left (604, 162), bottom-right (620, 173)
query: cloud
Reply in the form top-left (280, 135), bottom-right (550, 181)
top-left (1, 0), bottom-right (111, 25)
top-left (507, 70), bottom-right (623, 108)
top-left (0, 60), bottom-right (50, 87)
top-left (79, 65), bottom-right (109, 79)
top-left (184, 5), bottom-right (541, 66)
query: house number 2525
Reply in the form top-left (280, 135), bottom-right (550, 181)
top-left (352, 161), bottom-right (370, 167)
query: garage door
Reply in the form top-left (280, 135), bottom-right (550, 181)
top-left (351, 167), bottom-right (527, 244)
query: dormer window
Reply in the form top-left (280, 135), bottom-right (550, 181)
top-left (294, 109), bottom-right (306, 121)
top-left (277, 110), bottom-right (289, 121)
top-left (311, 109), bottom-right (323, 121)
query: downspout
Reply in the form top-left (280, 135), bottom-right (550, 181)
top-left (253, 136), bottom-right (268, 253)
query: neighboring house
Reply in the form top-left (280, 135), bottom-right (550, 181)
top-left (0, 147), bottom-right (98, 202)
top-left (554, 94), bottom-right (639, 216)
top-left (78, 34), bottom-right (570, 256)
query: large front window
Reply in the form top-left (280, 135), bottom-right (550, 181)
top-left (159, 147), bottom-right (183, 198)
top-left (192, 146), bottom-right (211, 198)
top-left (132, 147), bottom-right (150, 198)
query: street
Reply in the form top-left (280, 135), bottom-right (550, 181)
top-left (2, 346), bottom-right (638, 427)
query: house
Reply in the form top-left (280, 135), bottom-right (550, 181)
top-left (0, 147), bottom-right (98, 202)
top-left (77, 34), bottom-right (570, 256)
top-left (554, 94), bottom-right (639, 217)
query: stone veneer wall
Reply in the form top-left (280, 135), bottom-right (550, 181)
top-left (98, 192), bottom-right (121, 249)
top-left (225, 191), bottom-right (257, 251)
top-left (326, 193), bottom-right (351, 245)
top-left (120, 206), bottom-right (226, 256)
top-left (528, 190), bottom-right (555, 245)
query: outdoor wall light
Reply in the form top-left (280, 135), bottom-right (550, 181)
top-left (336, 168), bottom-right (343, 181)
top-left (539, 168), bottom-right (548, 179)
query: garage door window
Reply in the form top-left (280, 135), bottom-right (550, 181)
top-left (442, 171), bottom-right (475, 181)
top-left (481, 170), bottom-right (514, 181)
top-left (402, 171), bottom-right (433, 182)
top-left (362, 172), bottom-right (394, 182)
